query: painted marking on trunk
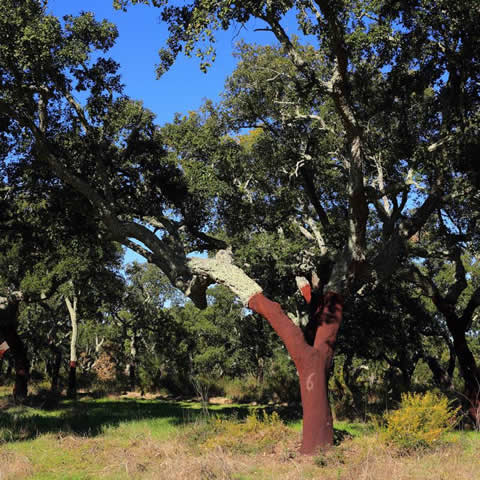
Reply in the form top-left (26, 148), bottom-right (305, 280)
top-left (306, 372), bottom-right (316, 391)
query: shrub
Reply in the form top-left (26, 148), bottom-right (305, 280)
top-left (186, 410), bottom-right (292, 454)
top-left (223, 375), bottom-right (265, 403)
top-left (263, 350), bottom-right (300, 403)
top-left (92, 351), bottom-right (117, 382)
top-left (383, 392), bottom-right (459, 451)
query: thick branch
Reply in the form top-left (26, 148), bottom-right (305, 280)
top-left (399, 178), bottom-right (444, 240)
top-left (300, 167), bottom-right (330, 229)
top-left (248, 292), bottom-right (308, 363)
top-left (444, 249), bottom-right (467, 304)
top-left (187, 254), bottom-right (262, 305)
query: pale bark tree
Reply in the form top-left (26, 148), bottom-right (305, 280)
top-left (65, 290), bottom-right (79, 399)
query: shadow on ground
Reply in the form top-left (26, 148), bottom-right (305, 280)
top-left (0, 391), bottom-right (305, 444)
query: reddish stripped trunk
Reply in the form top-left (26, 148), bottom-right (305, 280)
top-left (297, 350), bottom-right (334, 448)
top-left (248, 290), bottom-right (343, 454)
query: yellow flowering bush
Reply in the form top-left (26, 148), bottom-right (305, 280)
top-left (198, 410), bottom-right (291, 454)
top-left (384, 392), bottom-right (459, 451)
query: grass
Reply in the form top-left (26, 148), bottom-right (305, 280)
top-left (0, 386), bottom-right (479, 479)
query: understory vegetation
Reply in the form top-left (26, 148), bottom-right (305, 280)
top-left (0, 386), bottom-right (478, 480)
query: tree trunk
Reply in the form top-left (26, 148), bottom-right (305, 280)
top-left (297, 348), bottom-right (335, 449)
top-left (0, 295), bottom-right (28, 401)
top-left (50, 346), bottom-right (62, 394)
top-left (6, 357), bottom-right (13, 378)
top-left (129, 331), bottom-right (137, 392)
top-left (67, 361), bottom-right (76, 398)
top-left (65, 295), bottom-right (78, 399)
top-left (450, 326), bottom-right (479, 425)
top-left (3, 326), bottom-right (29, 402)
top-left (0, 340), bottom-right (9, 383)
top-left (432, 296), bottom-right (479, 425)
top-left (248, 290), bottom-right (343, 454)
top-left (423, 354), bottom-right (454, 391)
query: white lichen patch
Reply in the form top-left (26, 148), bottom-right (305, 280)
top-left (188, 255), bottom-right (262, 305)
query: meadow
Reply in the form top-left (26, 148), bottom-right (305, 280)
top-left (0, 386), bottom-right (479, 480)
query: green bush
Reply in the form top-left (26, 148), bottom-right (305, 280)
top-left (383, 392), bottom-right (459, 451)
top-left (223, 375), bottom-right (264, 403)
top-left (263, 350), bottom-right (300, 403)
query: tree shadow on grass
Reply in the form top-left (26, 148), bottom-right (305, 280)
top-left (0, 392), bottom-right (257, 444)
top-left (0, 392), bottom-right (363, 447)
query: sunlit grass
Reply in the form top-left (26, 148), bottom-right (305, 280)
top-left (0, 391), bottom-right (478, 479)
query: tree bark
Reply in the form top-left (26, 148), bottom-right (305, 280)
top-left (67, 361), bottom-right (77, 398)
top-left (49, 345), bottom-right (62, 394)
top-left (248, 289), bottom-right (343, 454)
top-left (449, 325), bottom-right (479, 424)
top-left (129, 330), bottom-right (137, 392)
top-left (0, 295), bottom-right (28, 402)
top-left (423, 354), bottom-right (454, 391)
top-left (433, 294), bottom-right (480, 425)
top-left (2, 325), bottom-right (29, 402)
top-left (65, 295), bottom-right (78, 399)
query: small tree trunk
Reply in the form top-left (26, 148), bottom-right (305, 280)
top-left (129, 331), bottom-right (137, 392)
top-left (249, 290), bottom-right (343, 454)
top-left (3, 326), bottom-right (29, 402)
top-left (6, 357), bottom-right (13, 378)
top-left (0, 340), bottom-right (9, 383)
top-left (65, 295), bottom-right (78, 399)
top-left (450, 327), bottom-right (479, 425)
top-left (67, 361), bottom-right (76, 398)
top-left (255, 315), bottom-right (266, 383)
top-left (1, 295), bottom-right (28, 401)
top-left (256, 357), bottom-right (264, 384)
top-left (50, 346), bottom-right (62, 393)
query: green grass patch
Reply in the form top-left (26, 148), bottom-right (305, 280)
top-left (0, 392), bottom-right (266, 444)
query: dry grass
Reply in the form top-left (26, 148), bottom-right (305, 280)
top-left (0, 424), bottom-right (478, 479)
top-left (0, 389), bottom-right (478, 480)
top-left (0, 450), bottom-right (33, 480)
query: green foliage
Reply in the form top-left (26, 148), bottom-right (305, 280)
top-left (263, 349), bottom-right (301, 403)
top-left (223, 374), bottom-right (264, 403)
top-left (383, 392), bottom-right (459, 451)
